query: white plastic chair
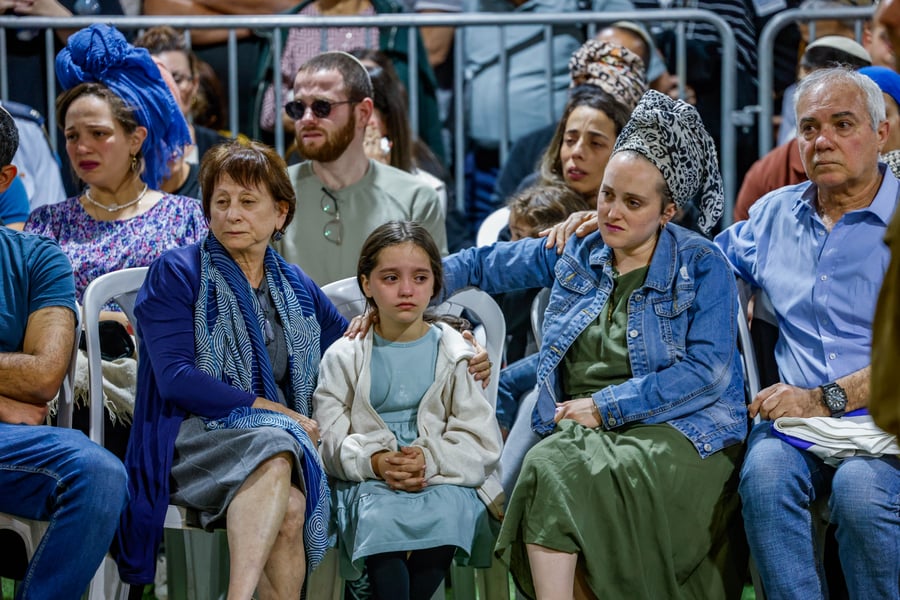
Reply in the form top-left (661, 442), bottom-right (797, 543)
top-left (320, 277), bottom-right (510, 600)
top-left (476, 207), bottom-right (511, 247)
top-left (82, 267), bottom-right (229, 600)
top-left (0, 307), bottom-right (82, 595)
top-left (529, 287), bottom-right (551, 351)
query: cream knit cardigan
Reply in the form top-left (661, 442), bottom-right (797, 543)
top-left (313, 322), bottom-right (504, 514)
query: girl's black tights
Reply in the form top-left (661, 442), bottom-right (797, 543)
top-left (365, 545), bottom-right (456, 600)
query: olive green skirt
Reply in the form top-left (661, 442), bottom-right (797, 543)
top-left (495, 420), bottom-right (746, 599)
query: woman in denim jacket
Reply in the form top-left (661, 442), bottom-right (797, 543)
top-left (440, 91), bottom-right (748, 599)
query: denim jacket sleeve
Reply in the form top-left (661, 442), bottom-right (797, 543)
top-left (593, 243), bottom-right (741, 428)
top-left (441, 237), bottom-right (559, 299)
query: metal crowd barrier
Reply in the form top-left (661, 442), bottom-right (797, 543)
top-left (0, 10), bottom-right (738, 221)
top-left (755, 5), bottom-right (876, 156)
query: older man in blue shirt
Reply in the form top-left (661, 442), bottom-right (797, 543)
top-left (716, 67), bottom-right (900, 599)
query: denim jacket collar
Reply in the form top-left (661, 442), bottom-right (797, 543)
top-left (585, 226), bottom-right (680, 294)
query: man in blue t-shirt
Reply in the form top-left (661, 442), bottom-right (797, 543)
top-left (0, 106), bottom-right (127, 598)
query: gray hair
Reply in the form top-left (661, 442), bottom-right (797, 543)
top-left (794, 67), bottom-right (886, 133)
top-left (0, 106), bottom-right (18, 167)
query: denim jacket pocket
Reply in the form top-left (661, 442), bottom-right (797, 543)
top-left (554, 255), bottom-right (595, 295)
top-left (650, 287), bottom-right (696, 354)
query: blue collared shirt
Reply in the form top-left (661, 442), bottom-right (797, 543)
top-left (715, 164), bottom-right (898, 388)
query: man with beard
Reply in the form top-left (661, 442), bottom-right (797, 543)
top-left (276, 51), bottom-right (446, 285)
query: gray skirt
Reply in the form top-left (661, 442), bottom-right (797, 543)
top-left (170, 416), bottom-right (308, 530)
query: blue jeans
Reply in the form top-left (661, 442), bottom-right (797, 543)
top-left (0, 423), bottom-right (128, 600)
top-left (496, 354), bottom-right (538, 433)
top-left (740, 421), bottom-right (900, 600)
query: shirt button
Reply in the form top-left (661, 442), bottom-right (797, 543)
top-left (829, 352), bottom-right (837, 360)
top-left (818, 230), bottom-right (825, 236)
top-left (634, 294), bottom-right (643, 302)
top-left (820, 275), bottom-right (828, 281)
top-left (608, 417), bottom-right (617, 426)
top-left (703, 443), bottom-right (712, 452)
top-left (629, 329), bottom-right (639, 338)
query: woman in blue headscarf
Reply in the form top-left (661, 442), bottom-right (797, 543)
top-left (25, 24), bottom-right (207, 308)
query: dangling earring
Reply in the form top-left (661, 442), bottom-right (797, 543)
top-left (272, 229), bottom-right (284, 242)
top-left (130, 154), bottom-right (139, 172)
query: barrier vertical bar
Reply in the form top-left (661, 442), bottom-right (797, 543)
top-left (273, 27), bottom-right (284, 157)
top-left (408, 26), bottom-right (420, 139)
top-left (454, 25), bottom-right (466, 215)
top-left (46, 28), bottom-right (57, 154)
top-left (228, 28), bottom-right (238, 138)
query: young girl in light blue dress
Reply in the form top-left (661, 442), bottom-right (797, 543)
top-left (313, 221), bottom-right (503, 600)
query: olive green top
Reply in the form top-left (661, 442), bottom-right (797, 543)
top-left (562, 265), bottom-right (649, 399)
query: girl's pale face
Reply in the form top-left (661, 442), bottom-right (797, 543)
top-left (597, 152), bottom-right (675, 257)
top-left (208, 175), bottom-right (288, 260)
top-left (360, 242), bottom-right (435, 330)
top-left (559, 105), bottom-right (618, 197)
top-left (64, 95), bottom-right (145, 190)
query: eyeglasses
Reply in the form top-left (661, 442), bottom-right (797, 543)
top-left (321, 187), bottom-right (342, 245)
top-left (285, 99), bottom-right (355, 120)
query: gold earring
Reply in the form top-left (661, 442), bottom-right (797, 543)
top-left (130, 154), bottom-right (138, 172)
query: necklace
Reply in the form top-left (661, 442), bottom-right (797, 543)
top-left (82, 183), bottom-right (149, 213)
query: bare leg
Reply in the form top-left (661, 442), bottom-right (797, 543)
top-left (526, 543), bottom-right (578, 600)
top-left (225, 452), bottom-right (293, 600)
top-left (256, 486), bottom-right (307, 600)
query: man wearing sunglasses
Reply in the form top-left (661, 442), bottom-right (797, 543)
top-left (276, 51), bottom-right (447, 286)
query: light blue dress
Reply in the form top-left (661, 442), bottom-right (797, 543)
top-left (332, 326), bottom-right (493, 580)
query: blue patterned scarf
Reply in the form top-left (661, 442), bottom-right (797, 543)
top-left (193, 234), bottom-right (329, 570)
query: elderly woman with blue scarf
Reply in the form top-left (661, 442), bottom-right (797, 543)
top-left (113, 139), bottom-right (346, 597)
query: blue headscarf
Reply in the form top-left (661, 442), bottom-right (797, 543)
top-left (56, 24), bottom-right (191, 189)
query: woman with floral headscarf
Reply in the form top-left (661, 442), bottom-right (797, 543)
top-left (439, 90), bottom-right (747, 599)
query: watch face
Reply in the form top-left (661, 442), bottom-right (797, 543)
top-left (823, 384), bottom-right (847, 411)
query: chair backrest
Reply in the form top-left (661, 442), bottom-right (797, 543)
top-left (321, 277), bottom-right (506, 407)
top-left (476, 207), bottom-right (511, 247)
top-left (82, 267), bottom-right (149, 446)
top-left (530, 287), bottom-right (550, 352)
top-left (736, 279), bottom-right (762, 401)
top-left (320, 276), bottom-right (368, 321)
top-left (56, 304), bottom-right (82, 429)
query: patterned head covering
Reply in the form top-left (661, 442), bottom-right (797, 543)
top-left (568, 39), bottom-right (647, 112)
top-left (612, 90), bottom-right (724, 234)
top-left (56, 24), bottom-right (191, 190)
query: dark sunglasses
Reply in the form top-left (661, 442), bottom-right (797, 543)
top-left (285, 99), bottom-right (355, 120)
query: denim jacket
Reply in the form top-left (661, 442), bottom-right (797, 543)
top-left (442, 224), bottom-right (747, 458)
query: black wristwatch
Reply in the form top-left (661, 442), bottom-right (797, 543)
top-left (820, 382), bottom-right (848, 418)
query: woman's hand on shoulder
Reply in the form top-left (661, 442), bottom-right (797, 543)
top-left (463, 330), bottom-right (491, 389)
top-left (343, 309), bottom-right (378, 339)
top-left (553, 398), bottom-right (601, 428)
top-left (540, 210), bottom-right (598, 254)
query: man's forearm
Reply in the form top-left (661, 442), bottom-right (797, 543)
top-left (0, 394), bottom-right (49, 426)
top-left (0, 353), bottom-right (63, 406)
top-left (190, 0), bottom-right (299, 14)
top-left (835, 365), bottom-right (870, 412)
top-left (0, 306), bottom-right (75, 406)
